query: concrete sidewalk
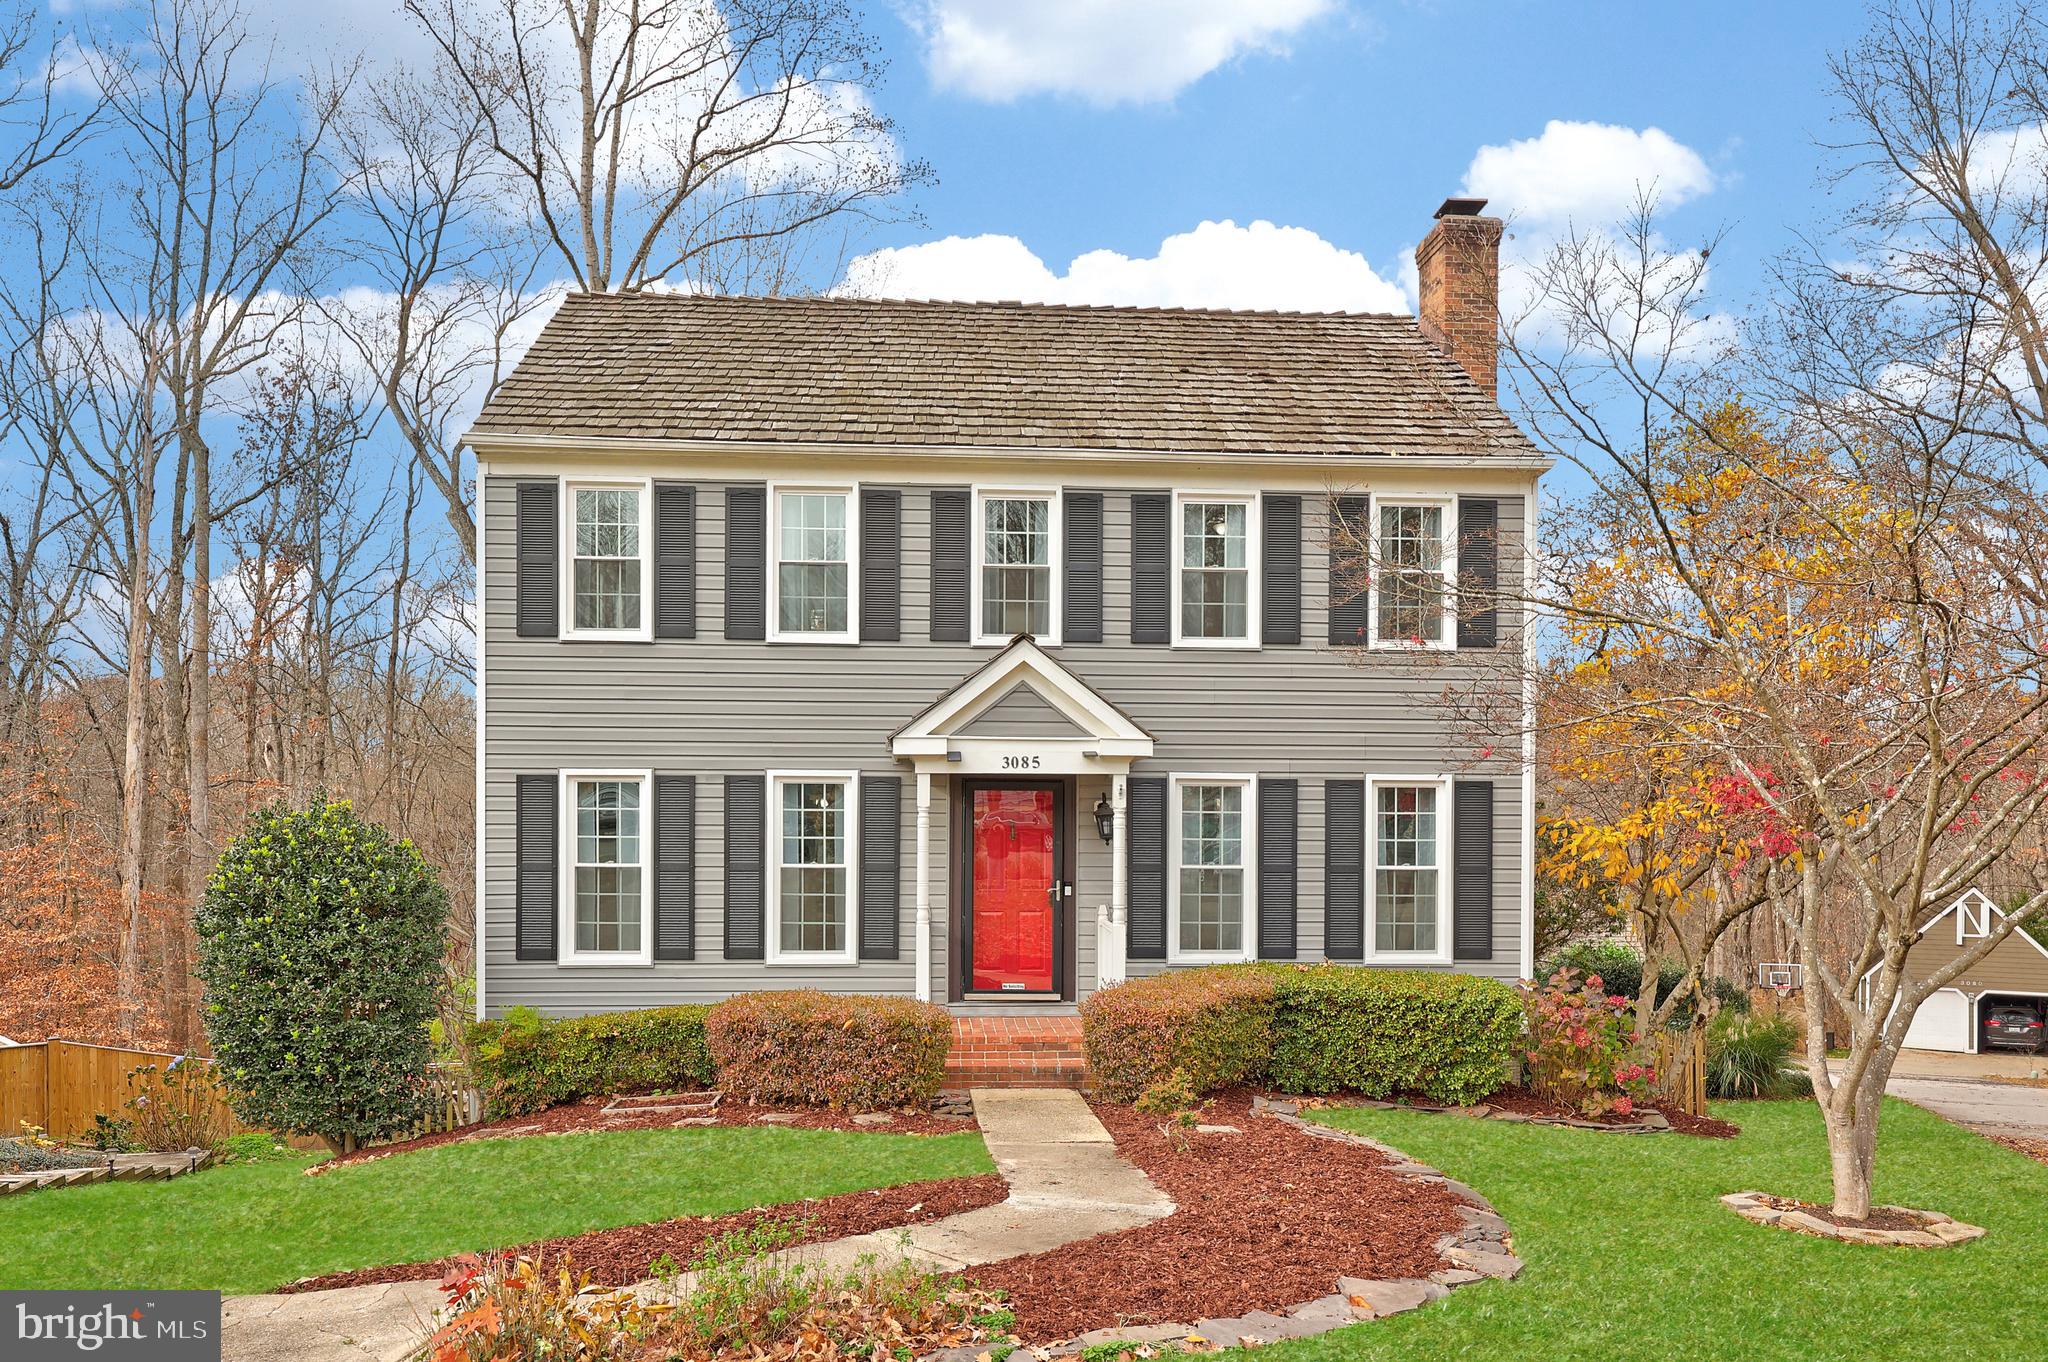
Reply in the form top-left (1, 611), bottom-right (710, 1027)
top-left (221, 1090), bottom-right (1172, 1362)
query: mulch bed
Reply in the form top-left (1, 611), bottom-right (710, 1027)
top-left (1659, 1108), bottom-right (1741, 1139)
top-left (308, 1098), bottom-right (977, 1173)
top-left (279, 1172), bottom-right (1010, 1293)
top-left (1339, 1084), bottom-right (1740, 1139)
top-left (1751, 1194), bottom-right (1927, 1233)
top-left (971, 1091), bottom-right (1465, 1344)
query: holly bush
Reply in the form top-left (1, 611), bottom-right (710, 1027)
top-left (197, 799), bottom-right (448, 1148)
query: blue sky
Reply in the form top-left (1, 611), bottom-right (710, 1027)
top-left (819, 0), bottom-right (1871, 317)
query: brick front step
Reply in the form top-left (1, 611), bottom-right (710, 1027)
top-left (945, 1016), bottom-right (1088, 1089)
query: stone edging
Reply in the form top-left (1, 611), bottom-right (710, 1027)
top-left (1335, 1095), bottom-right (1670, 1134)
top-left (0, 1148), bottom-right (214, 1196)
top-left (1719, 1191), bottom-right (1986, 1247)
top-left (953, 1098), bottom-right (1522, 1358)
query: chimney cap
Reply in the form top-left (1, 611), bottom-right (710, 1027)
top-left (1434, 196), bottom-right (1489, 219)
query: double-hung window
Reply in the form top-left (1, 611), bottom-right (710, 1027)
top-left (1170, 776), bottom-right (1256, 962)
top-left (1174, 494), bottom-right (1259, 645)
top-left (975, 490), bottom-right (1059, 644)
top-left (769, 773), bottom-right (857, 962)
top-left (1370, 499), bottom-right (1455, 648)
top-left (561, 770), bottom-right (652, 964)
top-left (563, 480), bottom-right (651, 640)
top-left (770, 486), bottom-right (856, 642)
top-left (1369, 778), bottom-right (1450, 960)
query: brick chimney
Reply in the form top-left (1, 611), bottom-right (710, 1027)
top-left (1415, 196), bottom-right (1504, 397)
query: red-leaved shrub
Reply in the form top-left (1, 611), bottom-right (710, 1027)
top-left (705, 991), bottom-right (951, 1110)
top-left (1521, 968), bottom-right (1657, 1117)
top-left (1078, 967), bottom-right (1279, 1101)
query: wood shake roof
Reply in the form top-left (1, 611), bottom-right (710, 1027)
top-left (468, 292), bottom-right (1537, 460)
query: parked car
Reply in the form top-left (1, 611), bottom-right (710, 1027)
top-left (1981, 1002), bottom-right (2046, 1052)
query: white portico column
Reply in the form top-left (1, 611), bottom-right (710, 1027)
top-left (1108, 772), bottom-right (1129, 986)
top-left (914, 770), bottom-right (933, 1002)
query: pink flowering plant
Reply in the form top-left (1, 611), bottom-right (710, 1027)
top-left (1520, 968), bottom-right (1659, 1117)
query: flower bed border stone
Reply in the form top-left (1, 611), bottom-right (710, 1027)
top-left (1323, 1094), bottom-right (1671, 1133)
top-left (1719, 1190), bottom-right (1987, 1247)
top-left (930, 1098), bottom-right (1523, 1358)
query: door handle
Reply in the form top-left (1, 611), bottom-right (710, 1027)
top-left (1047, 881), bottom-right (1063, 908)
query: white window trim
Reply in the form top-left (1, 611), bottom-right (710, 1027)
top-left (1365, 495), bottom-right (1458, 652)
top-left (1364, 774), bottom-right (1454, 964)
top-left (971, 485), bottom-right (1063, 647)
top-left (767, 482), bottom-right (860, 645)
top-left (558, 767), bottom-right (654, 966)
top-left (1170, 491), bottom-right (1261, 649)
top-left (765, 769), bottom-right (861, 965)
top-left (559, 476), bottom-right (655, 643)
top-left (1167, 773), bottom-right (1259, 964)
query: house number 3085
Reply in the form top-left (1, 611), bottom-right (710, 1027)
top-left (1001, 754), bottom-right (1042, 770)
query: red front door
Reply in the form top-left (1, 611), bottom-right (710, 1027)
top-left (970, 787), bottom-right (1058, 992)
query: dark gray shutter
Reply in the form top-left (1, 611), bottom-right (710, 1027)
top-left (1324, 779), bottom-right (1365, 960)
top-left (1257, 779), bottom-right (1298, 959)
top-left (653, 482), bottom-right (696, 639)
top-left (1457, 498), bottom-right (1500, 649)
top-left (860, 489), bottom-right (902, 642)
top-left (1453, 780), bottom-right (1496, 960)
top-left (515, 482), bottom-right (559, 638)
top-left (1262, 495), bottom-right (1302, 645)
top-left (1327, 495), bottom-right (1369, 646)
top-left (515, 774), bottom-right (558, 961)
top-left (723, 775), bottom-right (765, 959)
top-left (859, 776), bottom-right (902, 960)
top-left (653, 775), bottom-right (695, 960)
top-left (1064, 492), bottom-right (1104, 643)
top-left (1130, 493), bottom-right (1170, 644)
top-left (724, 486), bottom-right (766, 641)
top-left (930, 488), bottom-right (970, 642)
top-left (1126, 776), bottom-right (1168, 959)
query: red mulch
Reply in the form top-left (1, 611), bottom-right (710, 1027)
top-left (1753, 1194), bottom-right (1928, 1233)
top-left (279, 1172), bottom-right (1010, 1293)
top-left (1662, 1108), bottom-right (1741, 1139)
top-left (308, 1098), bottom-right (976, 1173)
top-left (971, 1092), bottom-right (1466, 1344)
top-left (1408, 1085), bottom-right (1739, 1139)
top-left (1991, 1134), bottom-right (2048, 1166)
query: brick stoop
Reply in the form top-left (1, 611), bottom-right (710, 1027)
top-left (943, 1016), bottom-right (1089, 1090)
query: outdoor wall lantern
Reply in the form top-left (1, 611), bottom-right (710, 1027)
top-left (1093, 794), bottom-right (1115, 844)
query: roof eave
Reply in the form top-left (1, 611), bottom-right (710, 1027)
top-left (462, 429), bottom-right (1554, 474)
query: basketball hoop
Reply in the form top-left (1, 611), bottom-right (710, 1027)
top-left (1773, 981), bottom-right (1794, 1001)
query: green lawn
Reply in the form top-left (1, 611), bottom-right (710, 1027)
top-left (1276, 1098), bottom-right (2042, 1362)
top-left (0, 1126), bottom-right (991, 1295)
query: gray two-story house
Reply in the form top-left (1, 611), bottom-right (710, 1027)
top-left (469, 197), bottom-right (1542, 1019)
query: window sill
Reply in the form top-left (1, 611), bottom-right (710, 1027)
top-left (558, 632), bottom-right (654, 644)
top-left (763, 955), bottom-right (861, 968)
top-left (1169, 637), bottom-right (1259, 651)
top-left (556, 955), bottom-right (656, 968)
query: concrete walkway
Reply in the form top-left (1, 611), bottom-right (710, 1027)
top-left (221, 1091), bottom-right (1171, 1362)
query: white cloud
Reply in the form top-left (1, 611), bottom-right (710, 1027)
top-left (905, 0), bottom-right (1336, 104)
top-left (1461, 119), bottom-right (1715, 226)
top-left (840, 219), bottom-right (1409, 313)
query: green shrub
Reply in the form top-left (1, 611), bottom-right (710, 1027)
top-left (1706, 1011), bottom-right (1802, 1099)
top-left (1078, 966), bottom-right (1279, 1101)
top-left (1268, 966), bottom-right (1525, 1105)
top-left (1538, 942), bottom-right (1749, 1020)
top-left (467, 1005), bottom-right (714, 1118)
top-left (705, 991), bottom-right (950, 1110)
top-left (197, 799), bottom-right (448, 1148)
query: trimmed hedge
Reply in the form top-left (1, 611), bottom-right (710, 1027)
top-left (1079, 966), bottom-right (1279, 1101)
top-left (705, 991), bottom-right (951, 1110)
top-left (1081, 963), bottom-right (1524, 1107)
top-left (468, 1005), bottom-right (713, 1117)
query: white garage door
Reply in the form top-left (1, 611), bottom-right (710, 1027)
top-left (1902, 989), bottom-right (1973, 1053)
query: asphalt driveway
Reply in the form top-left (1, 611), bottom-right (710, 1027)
top-left (1879, 1049), bottom-right (2048, 1141)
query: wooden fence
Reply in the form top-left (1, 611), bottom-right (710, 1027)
top-left (1654, 1026), bottom-right (1709, 1117)
top-left (1, 1039), bottom-right (479, 1146)
top-left (0, 1039), bottom-right (238, 1142)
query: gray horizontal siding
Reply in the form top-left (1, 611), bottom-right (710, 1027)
top-left (483, 478), bottom-right (1528, 1015)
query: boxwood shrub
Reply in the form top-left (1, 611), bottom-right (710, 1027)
top-left (1081, 963), bottom-right (1524, 1106)
top-left (705, 991), bottom-right (951, 1110)
top-left (468, 1004), bottom-right (713, 1117)
top-left (1267, 965), bottom-right (1525, 1103)
top-left (1078, 965), bottom-right (1280, 1101)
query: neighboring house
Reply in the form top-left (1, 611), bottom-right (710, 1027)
top-left (466, 197), bottom-right (1545, 1018)
top-left (1857, 889), bottom-right (2048, 1053)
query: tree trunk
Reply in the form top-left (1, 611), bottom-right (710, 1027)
top-left (1821, 1069), bottom-right (1885, 1220)
top-left (116, 492), bottom-right (152, 1045)
top-left (182, 428), bottom-right (212, 1048)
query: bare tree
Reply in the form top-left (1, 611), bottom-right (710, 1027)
top-left (408, 0), bottom-right (930, 293)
